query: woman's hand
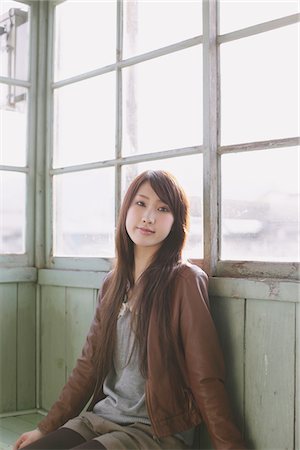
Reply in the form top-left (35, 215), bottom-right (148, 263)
top-left (13, 428), bottom-right (44, 450)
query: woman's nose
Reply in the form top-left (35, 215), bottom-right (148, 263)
top-left (142, 211), bottom-right (155, 224)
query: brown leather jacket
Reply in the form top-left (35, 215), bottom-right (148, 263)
top-left (38, 263), bottom-right (246, 449)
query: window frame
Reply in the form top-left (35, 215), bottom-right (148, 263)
top-left (0, 0), bottom-right (37, 268)
top-left (45, 0), bottom-right (300, 280)
top-left (215, 4), bottom-right (300, 280)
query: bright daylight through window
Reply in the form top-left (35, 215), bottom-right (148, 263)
top-left (51, 0), bottom-right (299, 265)
top-left (0, 0), bottom-right (299, 274)
top-left (51, 0), bottom-right (203, 260)
top-left (219, 1), bottom-right (299, 262)
top-left (0, 1), bottom-right (30, 254)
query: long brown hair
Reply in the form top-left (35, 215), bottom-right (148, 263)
top-left (94, 170), bottom-right (190, 383)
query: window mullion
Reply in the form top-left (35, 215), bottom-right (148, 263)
top-left (218, 13), bottom-right (300, 44)
top-left (115, 0), bottom-right (123, 225)
top-left (34, 0), bottom-right (48, 268)
top-left (45, 0), bottom-right (55, 267)
top-left (203, 0), bottom-right (218, 276)
top-left (219, 137), bottom-right (300, 155)
top-left (27, 0), bottom-right (40, 267)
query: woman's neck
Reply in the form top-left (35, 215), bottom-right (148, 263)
top-left (133, 246), bottom-right (157, 283)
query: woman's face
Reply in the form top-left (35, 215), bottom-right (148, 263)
top-left (125, 181), bottom-right (174, 252)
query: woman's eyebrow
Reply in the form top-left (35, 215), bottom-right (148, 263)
top-left (136, 193), bottom-right (149, 199)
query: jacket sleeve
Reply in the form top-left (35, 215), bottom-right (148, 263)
top-left (37, 273), bottom-right (111, 434)
top-left (178, 266), bottom-right (247, 450)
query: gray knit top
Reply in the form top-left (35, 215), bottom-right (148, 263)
top-left (93, 302), bottom-right (194, 446)
top-left (93, 303), bottom-right (150, 424)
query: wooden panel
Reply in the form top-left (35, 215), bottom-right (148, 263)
top-left (39, 269), bottom-right (107, 289)
top-left (17, 283), bottom-right (36, 410)
top-left (40, 286), bottom-right (66, 411)
top-left (245, 299), bottom-right (295, 450)
top-left (211, 297), bottom-right (245, 431)
top-left (296, 302), bottom-right (300, 450)
top-left (199, 297), bottom-right (245, 449)
top-left (209, 277), bottom-right (299, 303)
top-left (93, 288), bottom-right (99, 311)
top-left (65, 287), bottom-right (95, 379)
top-left (0, 284), bottom-right (17, 413)
top-left (0, 268), bottom-right (37, 283)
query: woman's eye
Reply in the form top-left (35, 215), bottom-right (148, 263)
top-left (136, 201), bottom-right (145, 207)
top-left (158, 206), bottom-right (169, 212)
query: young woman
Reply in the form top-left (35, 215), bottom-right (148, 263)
top-left (14, 170), bottom-right (246, 450)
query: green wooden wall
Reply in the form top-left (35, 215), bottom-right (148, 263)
top-left (0, 273), bottom-right (298, 450)
top-left (40, 286), bottom-right (97, 410)
top-left (210, 297), bottom-right (296, 450)
top-left (0, 283), bottom-right (36, 413)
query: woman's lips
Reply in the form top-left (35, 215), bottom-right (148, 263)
top-left (137, 227), bottom-right (155, 235)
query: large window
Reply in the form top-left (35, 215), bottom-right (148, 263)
top-left (0, 0), bottom-right (34, 266)
top-left (1, 1), bottom-right (297, 278)
top-left (48, 0), bottom-right (204, 269)
top-left (47, 0), bottom-right (299, 278)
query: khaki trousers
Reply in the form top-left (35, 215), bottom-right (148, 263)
top-left (62, 412), bottom-right (190, 450)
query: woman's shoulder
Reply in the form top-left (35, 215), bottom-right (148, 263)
top-left (176, 261), bottom-right (208, 280)
top-left (172, 262), bottom-right (210, 307)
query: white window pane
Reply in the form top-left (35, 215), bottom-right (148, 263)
top-left (53, 74), bottom-right (116, 168)
top-left (221, 147), bottom-right (299, 262)
top-left (219, 0), bottom-right (299, 34)
top-left (220, 24), bottom-right (299, 145)
top-left (122, 46), bottom-right (202, 156)
top-left (54, 1), bottom-right (116, 81)
top-left (122, 154), bottom-right (203, 258)
top-left (0, 83), bottom-right (27, 166)
top-left (0, 171), bottom-right (26, 254)
top-left (53, 169), bottom-right (115, 257)
top-left (0, 1), bottom-right (30, 80)
top-left (123, 0), bottom-right (202, 58)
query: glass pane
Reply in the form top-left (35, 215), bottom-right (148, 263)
top-left (0, 171), bottom-right (26, 254)
top-left (122, 46), bottom-right (202, 156)
top-left (53, 169), bottom-right (115, 257)
top-left (220, 24), bottom-right (299, 145)
top-left (122, 154), bottom-right (203, 258)
top-left (0, 83), bottom-right (27, 166)
top-left (0, 1), bottom-right (30, 80)
top-left (221, 147), bottom-right (299, 262)
top-left (53, 73), bottom-right (116, 168)
top-left (219, 0), bottom-right (299, 34)
top-left (54, 0), bottom-right (116, 81)
top-left (123, 0), bottom-right (202, 58)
